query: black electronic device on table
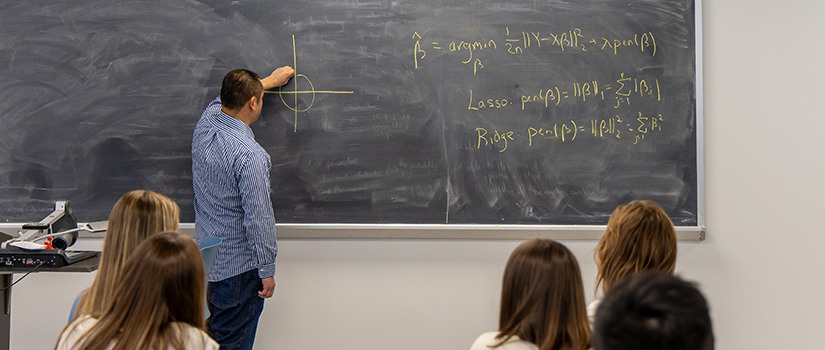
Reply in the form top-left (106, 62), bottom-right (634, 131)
top-left (0, 247), bottom-right (97, 268)
top-left (0, 201), bottom-right (103, 268)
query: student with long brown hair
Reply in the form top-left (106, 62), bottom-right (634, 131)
top-left (56, 231), bottom-right (218, 350)
top-left (471, 238), bottom-right (590, 350)
top-left (73, 190), bottom-right (180, 318)
top-left (589, 200), bottom-right (677, 323)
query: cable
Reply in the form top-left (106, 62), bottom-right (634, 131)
top-left (0, 261), bottom-right (44, 291)
top-left (30, 227), bottom-right (91, 243)
top-left (1, 223), bottom-right (97, 249)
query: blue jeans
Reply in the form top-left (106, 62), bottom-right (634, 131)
top-left (207, 269), bottom-right (265, 350)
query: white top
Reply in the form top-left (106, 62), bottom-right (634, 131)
top-left (587, 299), bottom-right (602, 327)
top-left (56, 315), bottom-right (219, 350)
top-left (470, 331), bottom-right (538, 350)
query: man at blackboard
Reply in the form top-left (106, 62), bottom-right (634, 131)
top-left (192, 66), bottom-right (294, 350)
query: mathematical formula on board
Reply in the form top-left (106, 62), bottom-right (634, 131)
top-left (476, 112), bottom-right (665, 153)
top-left (468, 73), bottom-right (660, 111)
top-left (410, 26), bottom-right (668, 149)
top-left (412, 27), bottom-right (657, 75)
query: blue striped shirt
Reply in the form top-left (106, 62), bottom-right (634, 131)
top-left (192, 97), bottom-right (277, 282)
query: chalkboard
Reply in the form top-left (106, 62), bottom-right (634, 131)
top-left (0, 0), bottom-right (700, 227)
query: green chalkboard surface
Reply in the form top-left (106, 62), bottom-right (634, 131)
top-left (0, 0), bottom-right (699, 226)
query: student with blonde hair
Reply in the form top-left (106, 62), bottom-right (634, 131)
top-left (73, 190), bottom-right (180, 318)
top-left (589, 200), bottom-right (677, 323)
top-left (471, 238), bottom-right (590, 350)
top-left (56, 231), bottom-right (217, 350)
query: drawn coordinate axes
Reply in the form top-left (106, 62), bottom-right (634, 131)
top-left (265, 35), bottom-right (354, 132)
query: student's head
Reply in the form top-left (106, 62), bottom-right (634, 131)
top-left (221, 69), bottom-right (264, 120)
top-left (104, 190), bottom-right (180, 263)
top-left (592, 271), bottom-right (713, 350)
top-left (496, 238), bottom-right (590, 350)
top-left (595, 200), bottom-right (677, 294)
top-left (60, 232), bottom-right (206, 349)
top-left (112, 231), bottom-right (206, 326)
top-left (76, 190), bottom-right (179, 317)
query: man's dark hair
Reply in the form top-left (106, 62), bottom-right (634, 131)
top-left (220, 69), bottom-right (263, 110)
top-left (592, 271), bottom-right (713, 350)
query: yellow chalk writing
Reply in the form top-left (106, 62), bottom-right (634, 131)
top-left (476, 127), bottom-right (515, 152)
top-left (412, 27), bottom-right (660, 74)
top-left (473, 113), bottom-right (665, 152)
top-left (468, 90), bottom-right (512, 110)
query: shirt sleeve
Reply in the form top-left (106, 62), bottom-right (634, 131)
top-left (201, 97), bottom-right (222, 119)
top-left (237, 150), bottom-right (278, 278)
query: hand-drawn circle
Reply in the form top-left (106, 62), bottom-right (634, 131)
top-left (278, 74), bottom-right (315, 112)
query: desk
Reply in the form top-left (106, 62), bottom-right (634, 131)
top-left (0, 253), bottom-right (100, 350)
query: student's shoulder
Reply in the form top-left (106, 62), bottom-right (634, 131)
top-left (57, 316), bottom-right (100, 350)
top-left (587, 298), bottom-right (602, 325)
top-left (173, 323), bottom-right (219, 350)
top-left (70, 315), bottom-right (99, 331)
top-left (471, 331), bottom-right (497, 349)
top-left (470, 331), bottom-right (537, 350)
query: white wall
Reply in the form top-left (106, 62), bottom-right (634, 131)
top-left (9, 0), bottom-right (825, 349)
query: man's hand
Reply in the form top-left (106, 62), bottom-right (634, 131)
top-left (259, 276), bottom-right (276, 298)
top-left (261, 66), bottom-right (295, 90)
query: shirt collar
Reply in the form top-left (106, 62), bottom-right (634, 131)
top-left (213, 109), bottom-right (255, 139)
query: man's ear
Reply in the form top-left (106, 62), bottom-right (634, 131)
top-left (247, 95), bottom-right (260, 112)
